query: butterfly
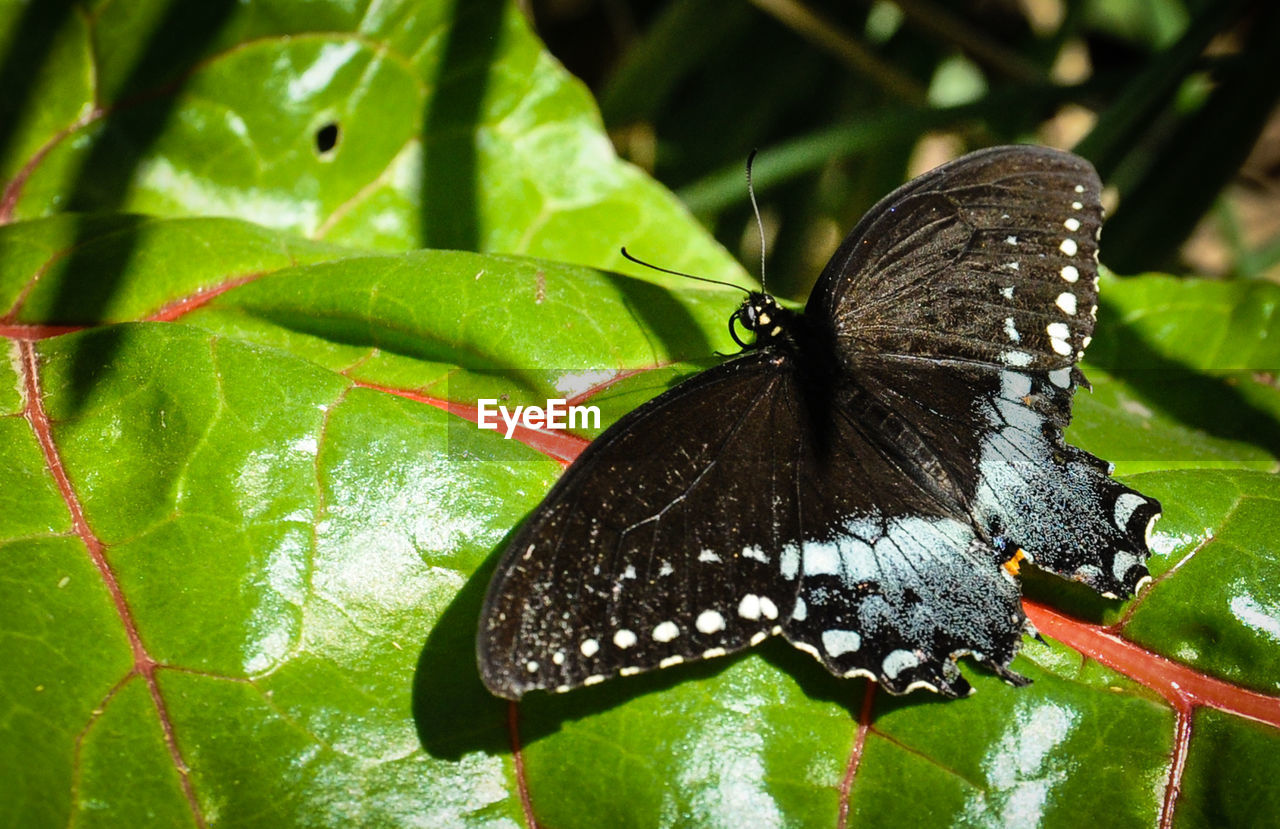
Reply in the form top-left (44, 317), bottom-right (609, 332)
top-left (476, 145), bottom-right (1161, 699)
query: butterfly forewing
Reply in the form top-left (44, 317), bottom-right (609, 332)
top-left (811, 145), bottom-right (1103, 374)
top-left (478, 353), bottom-right (807, 699)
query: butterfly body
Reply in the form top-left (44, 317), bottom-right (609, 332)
top-left (476, 145), bottom-right (1160, 700)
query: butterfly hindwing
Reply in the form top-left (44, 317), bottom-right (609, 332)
top-left (781, 514), bottom-right (1025, 698)
top-left (967, 368), bottom-right (1161, 597)
top-left (777, 374), bottom-right (1029, 697)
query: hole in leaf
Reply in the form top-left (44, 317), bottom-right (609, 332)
top-left (315, 123), bottom-right (339, 155)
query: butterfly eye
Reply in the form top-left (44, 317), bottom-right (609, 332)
top-left (729, 306), bottom-right (753, 348)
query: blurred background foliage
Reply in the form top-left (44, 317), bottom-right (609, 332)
top-left (526, 0), bottom-right (1280, 300)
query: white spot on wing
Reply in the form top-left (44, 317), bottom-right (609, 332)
top-left (882, 649), bottom-right (921, 679)
top-left (803, 543), bottom-right (840, 576)
top-left (1055, 293), bottom-right (1077, 315)
top-left (1048, 368), bottom-right (1071, 388)
top-left (741, 545), bottom-right (768, 563)
top-left (779, 544), bottom-right (800, 580)
top-left (1113, 493), bottom-right (1147, 529)
top-left (699, 549), bottom-right (721, 563)
top-left (653, 621), bottom-right (680, 642)
top-left (794, 641), bottom-right (820, 659)
top-left (1046, 322), bottom-right (1072, 356)
top-left (791, 597), bottom-right (807, 620)
top-left (1000, 371), bottom-right (1032, 400)
top-left (1004, 317), bottom-right (1021, 343)
top-left (580, 638), bottom-right (599, 657)
top-left (822, 629), bottom-right (862, 657)
top-left (613, 629), bottom-right (637, 649)
top-left (1060, 238), bottom-right (1078, 256)
top-left (1006, 235), bottom-right (1019, 245)
top-left (1001, 350), bottom-right (1033, 367)
top-left (738, 594), bottom-right (762, 620)
top-left (1064, 217), bottom-right (1081, 232)
top-left (696, 610), bottom-right (726, 634)
top-left (1111, 550), bottom-right (1140, 584)
top-left (758, 596), bottom-right (779, 620)
top-left (1060, 265), bottom-right (1079, 283)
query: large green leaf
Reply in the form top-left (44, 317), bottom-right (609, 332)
top-left (2, 211), bottom-right (1279, 826)
top-left (0, 0), bottom-right (738, 281)
top-left (2, 1), bottom-right (1278, 827)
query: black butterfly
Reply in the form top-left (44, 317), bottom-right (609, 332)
top-left (476, 145), bottom-right (1160, 699)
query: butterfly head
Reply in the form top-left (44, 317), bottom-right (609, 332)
top-left (730, 292), bottom-right (787, 349)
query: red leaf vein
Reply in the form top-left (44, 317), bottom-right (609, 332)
top-left (508, 702), bottom-right (539, 829)
top-left (17, 340), bottom-right (206, 827)
top-left (837, 685), bottom-right (876, 829)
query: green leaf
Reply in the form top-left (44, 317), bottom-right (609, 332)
top-left (0, 0), bottom-right (740, 282)
top-left (3, 1), bottom-right (1278, 826)
top-left (4, 205), bottom-right (1279, 824)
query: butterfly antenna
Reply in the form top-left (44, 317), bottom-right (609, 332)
top-left (746, 149), bottom-right (767, 293)
top-left (619, 247), bottom-right (750, 294)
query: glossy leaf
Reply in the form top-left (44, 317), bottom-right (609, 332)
top-left (2, 1), bottom-right (1278, 826)
top-left (0, 0), bottom-right (739, 282)
top-left (3, 209), bottom-right (1279, 826)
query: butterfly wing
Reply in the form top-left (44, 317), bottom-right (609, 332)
top-left (808, 144), bottom-right (1159, 597)
top-left (809, 144), bottom-right (1102, 371)
top-left (478, 352), bottom-right (809, 699)
top-left (480, 347), bottom-right (1043, 699)
top-left (778, 365), bottom-right (1028, 697)
top-left (480, 346), bottom-right (1084, 698)
top-left (964, 364), bottom-right (1161, 597)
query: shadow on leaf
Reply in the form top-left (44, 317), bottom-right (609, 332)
top-left (52, 0), bottom-right (238, 411)
top-left (420, 0), bottom-right (504, 252)
top-left (414, 527), bottom-right (867, 758)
